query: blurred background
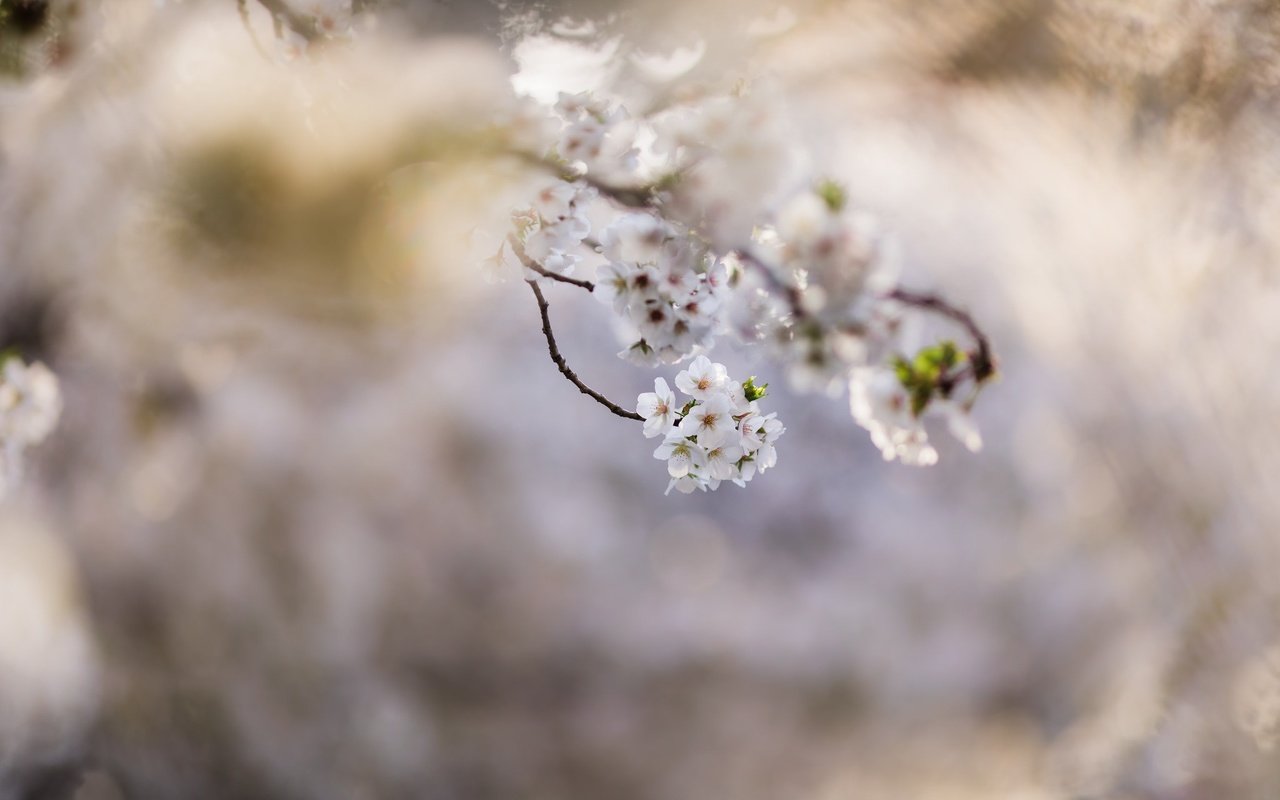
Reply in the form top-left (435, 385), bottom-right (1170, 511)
top-left (1, 0), bottom-right (1279, 797)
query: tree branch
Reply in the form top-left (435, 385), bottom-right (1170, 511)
top-left (733, 246), bottom-right (809, 321)
top-left (506, 234), bottom-right (595, 291)
top-left (255, 0), bottom-right (321, 43)
top-left (527, 280), bottom-right (643, 422)
top-left (889, 288), bottom-right (997, 382)
top-left (516, 153), bottom-right (656, 209)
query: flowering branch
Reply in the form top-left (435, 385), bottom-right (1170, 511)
top-left (478, 88), bottom-right (1004, 482)
top-left (734, 246), bottom-right (996, 384)
top-left (526, 279), bottom-right (643, 422)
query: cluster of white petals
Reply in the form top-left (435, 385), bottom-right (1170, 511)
top-left (595, 213), bottom-right (731, 366)
top-left (762, 190), bottom-right (901, 391)
top-left (638, 356), bottom-right (784, 494)
top-left (553, 91), bottom-right (640, 179)
top-left (521, 181), bottom-right (596, 279)
top-left (849, 366), bottom-right (983, 466)
top-left (0, 358), bottom-right (62, 497)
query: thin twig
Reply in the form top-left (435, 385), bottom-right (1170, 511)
top-left (889, 288), bottom-right (997, 382)
top-left (506, 234), bottom-right (595, 291)
top-left (527, 280), bottom-right (643, 421)
top-left (533, 264), bottom-right (596, 292)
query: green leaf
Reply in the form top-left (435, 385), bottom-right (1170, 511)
top-left (816, 179), bottom-right (846, 212)
top-left (742, 376), bottom-right (768, 402)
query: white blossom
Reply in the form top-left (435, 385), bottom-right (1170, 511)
top-left (674, 355), bottom-right (728, 401)
top-left (849, 367), bottom-right (938, 466)
top-left (653, 429), bottom-right (705, 479)
top-left (0, 360), bottom-right (62, 448)
top-left (683, 393), bottom-right (735, 448)
top-left (636, 377), bottom-right (677, 439)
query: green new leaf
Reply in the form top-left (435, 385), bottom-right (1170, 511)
top-left (816, 179), bottom-right (846, 212)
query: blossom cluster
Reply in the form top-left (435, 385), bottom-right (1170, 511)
top-left (850, 367), bottom-right (981, 467)
top-left (0, 357), bottom-right (62, 497)
top-left (595, 213), bottom-right (731, 366)
top-left (550, 91), bottom-right (639, 178)
top-left (761, 184), bottom-right (900, 390)
top-left (638, 356), bottom-right (784, 494)
top-left (520, 181), bottom-right (596, 279)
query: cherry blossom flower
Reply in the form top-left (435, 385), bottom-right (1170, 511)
top-left (653, 429), bottom-right (706, 479)
top-left (683, 394), bottom-right (735, 447)
top-left (675, 355), bottom-right (728, 401)
top-left (636, 378), bottom-right (677, 439)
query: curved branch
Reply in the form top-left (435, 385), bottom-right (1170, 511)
top-left (527, 280), bottom-right (643, 422)
top-left (889, 288), bottom-right (997, 382)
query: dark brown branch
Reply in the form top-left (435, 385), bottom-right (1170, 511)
top-left (527, 280), bottom-right (643, 422)
top-left (889, 288), bottom-right (997, 382)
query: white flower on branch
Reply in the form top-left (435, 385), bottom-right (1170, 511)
top-left (674, 354), bottom-right (728, 401)
top-left (636, 377), bottom-right (677, 439)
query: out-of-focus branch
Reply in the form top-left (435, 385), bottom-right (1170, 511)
top-left (527, 280), bottom-right (643, 422)
top-left (518, 153), bottom-right (656, 209)
top-left (889, 288), bottom-right (997, 382)
top-left (237, 0), bottom-right (273, 58)
top-left (255, 0), bottom-right (320, 43)
top-left (733, 246), bottom-right (808, 321)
